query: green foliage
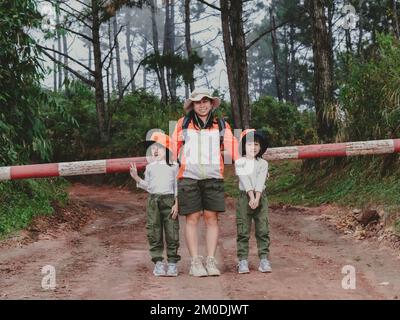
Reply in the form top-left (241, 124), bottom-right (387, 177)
top-left (339, 34), bottom-right (400, 142)
top-left (110, 89), bottom-right (182, 158)
top-left (0, 0), bottom-right (51, 165)
top-left (45, 88), bottom-right (183, 162)
top-left (0, 178), bottom-right (69, 237)
top-left (250, 96), bottom-right (317, 147)
top-left (143, 51), bottom-right (203, 86)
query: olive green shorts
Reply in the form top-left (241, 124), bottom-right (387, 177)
top-left (177, 178), bottom-right (225, 215)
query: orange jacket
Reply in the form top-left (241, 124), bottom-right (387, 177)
top-left (171, 116), bottom-right (239, 180)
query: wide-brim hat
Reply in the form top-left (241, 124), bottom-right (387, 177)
top-left (183, 89), bottom-right (221, 113)
top-left (239, 129), bottom-right (268, 156)
top-left (140, 132), bottom-right (172, 153)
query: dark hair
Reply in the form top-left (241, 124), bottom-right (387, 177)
top-left (241, 133), bottom-right (265, 159)
top-left (190, 109), bottom-right (215, 130)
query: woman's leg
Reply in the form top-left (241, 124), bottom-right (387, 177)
top-left (203, 210), bottom-right (219, 257)
top-left (185, 211), bottom-right (202, 257)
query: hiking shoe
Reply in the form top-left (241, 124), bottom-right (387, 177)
top-left (166, 263), bottom-right (178, 277)
top-left (238, 259), bottom-right (250, 274)
top-left (153, 261), bottom-right (166, 277)
top-left (205, 256), bottom-right (221, 276)
top-left (189, 256), bottom-right (208, 277)
top-left (258, 258), bottom-right (272, 273)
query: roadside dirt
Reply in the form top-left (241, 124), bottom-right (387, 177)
top-left (0, 183), bottom-right (399, 300)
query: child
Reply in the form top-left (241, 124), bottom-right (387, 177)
top-left (129, 132), bottom-right (180, 277)
top-left (234, 129), bottom-right (271, 274)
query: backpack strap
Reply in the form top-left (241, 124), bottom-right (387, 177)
top-left (217, 118), bottom-right (226, 151)
top-left (181, 114), bottom-right (191, 145)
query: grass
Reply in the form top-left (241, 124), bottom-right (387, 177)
top-left (0, 178), bottom-right (69, 238)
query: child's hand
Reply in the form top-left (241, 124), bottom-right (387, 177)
top-left (248, 190), bottom-right (256, 209)
top-left (170, 203), bottom-right (179, 220)
top-left (129, 162), bottom-right (138, 178)
top-left (252, 198), bottom-right (260, 209)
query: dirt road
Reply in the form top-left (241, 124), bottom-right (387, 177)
top-left (0, 183), bottom-right (399, 299)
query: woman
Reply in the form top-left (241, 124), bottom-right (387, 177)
top-left (171, 89), bottom-right (238, 277)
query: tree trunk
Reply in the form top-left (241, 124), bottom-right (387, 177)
top-left (289, 23), bottom-right (298, 104)
top-left (357, 0), bottom-right (364, 55)
top-left (126, 19), bottom-right (136, 92)
top-left (56, 2), bottom-right (63, 89)
top-left (184, 0), bottom-right (195, 92)
top-left (284, 26), bottom-right (290, 101)
top-left (309, 0), bottom-right (335, 142)
top-left (220, 0), bottom-right (250, 129)
top-left (345, 28), bottom-right (352, 53)
top-left (163, 0), bottom-right (177, 103)
top-left (150, 0), bottom-right (168, 105)
top-left (62, 32), bottom-right (69, 83)
top-left (92, 0), bottom-right (108, 143)
top-left (393, 0), bottom-right (400, 39)
top-left (108, 20), bottom-right (115, 92)
top-left (142, 37), bottom-right (147, 90)
top-left (88, 44), bottom-right (92, 79)
top-left (113, 15), bottom-right (123, 98)
top-left (270, 7), bottom-right (283, 101)
top-left (53, 43), bottom-right (57, 91)
top-left (327, 0), bottom-right (335, 89)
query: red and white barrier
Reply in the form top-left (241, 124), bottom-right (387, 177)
top-left (0, 139), bottom-right (399, 181)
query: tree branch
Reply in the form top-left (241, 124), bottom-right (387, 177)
top-left (109, 58), bottom-right (146, 119)
top-left (37, 44), bottom-right (95, 74)
top-left (60, 25), bottom-right (93, 43)
top-left (246, 19), bottom-right (290, 51)
top-left (197, 0), bottom-right (221, 11)
top-left (59, 6), bottom-right (92, 29)
top-left (62, 0), bottom-right (91, 19)
top-left (40, 49), bottom-right (95, 87)
top-left (101, 25), bottom-right (124, 66)
top-left (75, 0), bottom-right (92, 9)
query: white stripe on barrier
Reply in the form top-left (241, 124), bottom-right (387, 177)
top-left (346, 139), bottom-right (394, 156)
top-left (264, 146), bottom-right (299, 161)
top-left (0, 167), bottom-right (11, 181)
top-left (59, 160), bottom-right (107, 176)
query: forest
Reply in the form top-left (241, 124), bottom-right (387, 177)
top-left (1, 0), bottom-right (400, 236)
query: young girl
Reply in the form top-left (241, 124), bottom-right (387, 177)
top-left (234, 129), bottom-right (271, 274)
top-left (129, 132), bottom-right (180, 277)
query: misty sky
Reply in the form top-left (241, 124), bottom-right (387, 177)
top-left (36, 0), bottom-right (269, 101)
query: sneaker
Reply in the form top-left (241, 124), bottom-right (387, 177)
top-left (258, 258), bottom-right (272, 273)
top-left (166, 263), bottom-right (178, 277)
top-left (189, 256), bottom-right (208, 277)
top-left (205, 256), bottom-right (221, 276)
top-left (153, 261), bottom-right (166, 277)
top-left (237, 259), bottom-right (250, 274)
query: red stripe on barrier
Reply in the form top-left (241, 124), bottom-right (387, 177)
top-left (106, 157), bottom-right (149, 174)
top-left (10, 163), bottom-right (59, 180)
top-left (394, 139), bottom-right (400, 153)
top-left (298, 143), bottom-right (347, 159)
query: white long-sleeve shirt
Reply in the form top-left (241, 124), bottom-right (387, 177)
top-left (234, 157), bottom-right (269, 193)
top-left (137, 160), bottom-right (179, 196)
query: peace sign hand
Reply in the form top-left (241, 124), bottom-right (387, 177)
top-left (129, 162), bottom-right (138, 179)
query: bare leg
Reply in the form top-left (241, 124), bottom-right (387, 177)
top-left (185, 211), bottom-right (202, 257)
top-left (203, 210), bottom-right (219, 257)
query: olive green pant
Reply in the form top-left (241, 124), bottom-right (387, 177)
top-left (236, 191), bottom-right (270, 260)
top-left (146, 194), bottom-right (181, 264)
